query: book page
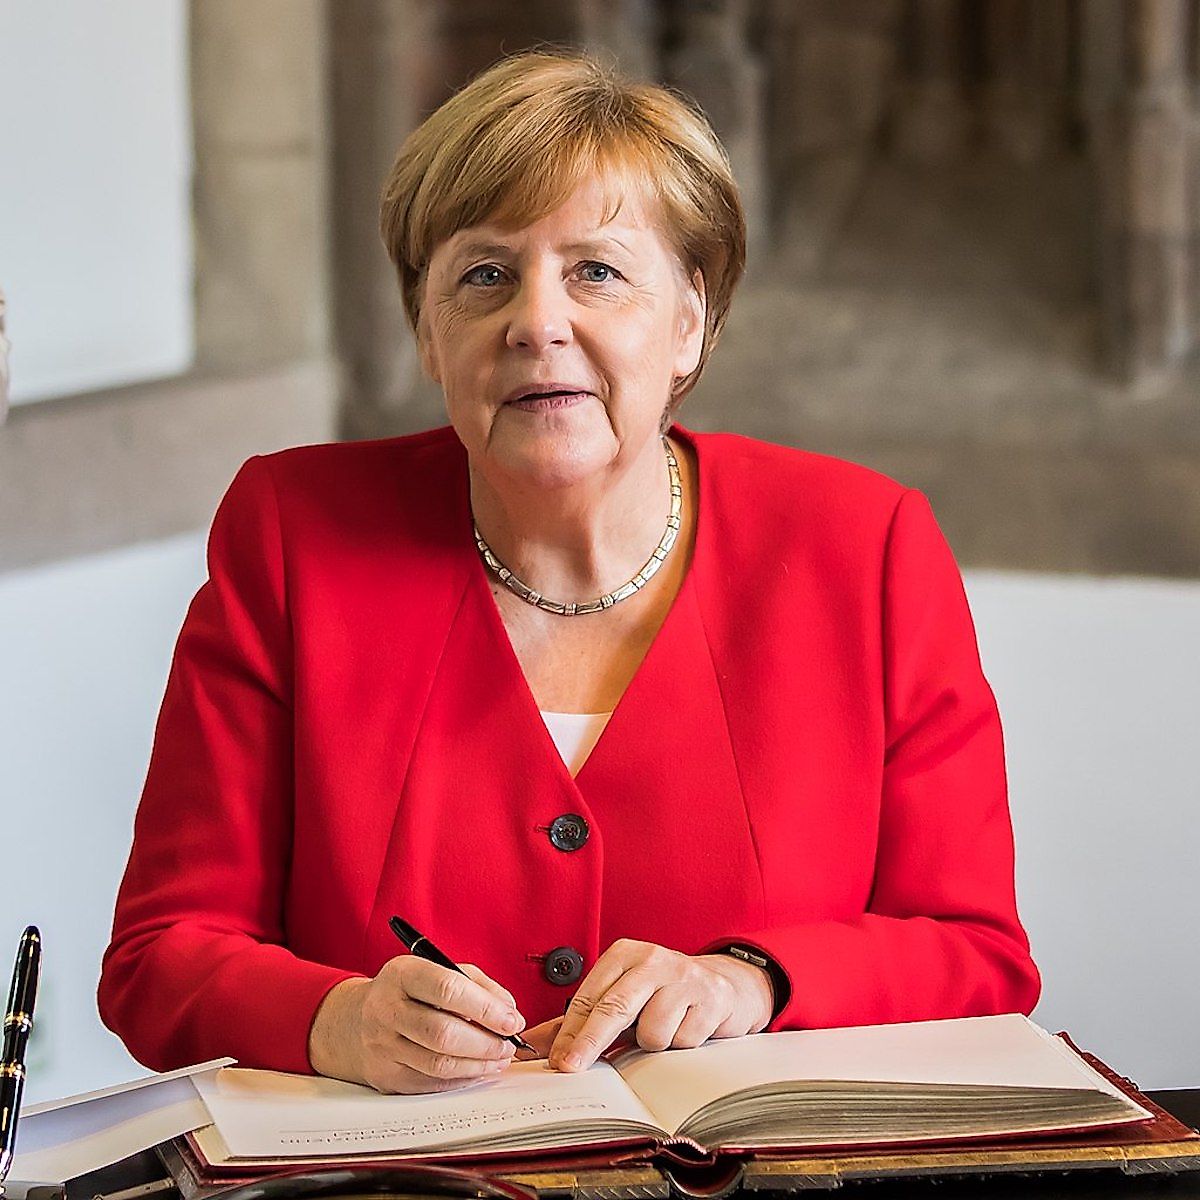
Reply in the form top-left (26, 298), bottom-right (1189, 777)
top-left (193, 1059), bottom-right (662, 1160)
top-left (23, 1057), bottom-right (233, 1116)
top-left (612, 1014), bottom-right (1144, 1136)
top-left (12, 1076), bottom-right (213, 1184)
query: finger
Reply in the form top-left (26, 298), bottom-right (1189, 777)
top-left (633, 985), bottom-right (693, 1053)
top-left (365, 1058), bottom-right (506, 1095)
top-left (518, 1016), bottom-right (564, 1059)
top-left (460, 963), bottom-right (519, 1012)
top-left (551, 970), bottom-right (662, 1072)
top-left (605, 1026), bottom-right (640, 1056)
top-left (711, 1010), bottom-right (752, 1040)
top-left (392, 1033), bottom-right (514, 1082)
top-left (402, 958), bottom-right (523, 1037)
top-left (395, 997), bottom-right (517, 1061)
top-left (555, 942), bottom-right (645, 1048)
top-left (671, 1002), bottom-right (721, 1050)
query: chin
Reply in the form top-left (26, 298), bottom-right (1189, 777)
top-left (502, 444), bottom-right (609, 492)
top-left (489, 414), bottom-right (616, 490)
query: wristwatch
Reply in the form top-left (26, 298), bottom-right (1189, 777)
top-left (719, 944), bottom-right (770, 970)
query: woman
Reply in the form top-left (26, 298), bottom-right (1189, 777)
top-left (99, 51), bottom-right (1039, 1096)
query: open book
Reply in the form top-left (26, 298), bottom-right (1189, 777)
top-left (189, 1014), bottom-right (1153, 1169)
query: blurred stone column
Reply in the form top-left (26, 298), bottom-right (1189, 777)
top-left (329, 0), bottom-right (438, 439)
top-left (665, 0), bottom-right (767, 260)
top-left (1083, 0), bottom-right (1191, 385)
top-left (892, 0), bottom-right (973, 161)
top-left (191, 0), bottom-right (331, 370)
top-left (577, 0), bottom-right (660, 80)
top-left (979, 0), bottom-right (1074, 162)
top-left (1188, 4), bottom-right (1200, 355)
top-left (432, 0), bottom-right (584, 95)
top-left (765, 0), bottom-right (902, 276)
top-left (431, 0), bottom-right (657, 96)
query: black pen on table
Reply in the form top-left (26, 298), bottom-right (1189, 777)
top-left (388, 917), bottom-right (535, 1054)
top-left (0, 925), bottom-right (42, 1187)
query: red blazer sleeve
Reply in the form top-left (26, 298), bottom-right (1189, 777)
top-left (711, 489), bottom-right (1040, 1028)
top-left (98, 457), bottom-right (358, 1072)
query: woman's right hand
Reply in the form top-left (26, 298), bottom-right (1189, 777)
top-left (307, 957), bottom-right (527, 1093)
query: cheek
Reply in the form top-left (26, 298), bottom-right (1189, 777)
top-left (429, 304), bottom-right (493, 384)
top-left (426, 306), bottom-right (505, 435)
top-left (599, 309), bottom-right (684, 384)
top-left (429, 300), bottom-right (475, 347)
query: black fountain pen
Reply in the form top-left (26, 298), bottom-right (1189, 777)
top-left (389, 917), bottom-right (535, 1054)
top-left (0, 926), bottom-right (42, 1189)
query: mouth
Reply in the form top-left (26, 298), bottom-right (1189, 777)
top-left (503, 385), bottom-right (593, 411)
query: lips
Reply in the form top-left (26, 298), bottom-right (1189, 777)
top-left (503, 384), bottom-right (593, 404)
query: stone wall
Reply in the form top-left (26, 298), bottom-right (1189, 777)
top-left (5, 1), bottom-right (1199, 577)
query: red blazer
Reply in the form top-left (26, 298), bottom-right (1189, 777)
top-left (99, 426), bottom-right (1039, 1074)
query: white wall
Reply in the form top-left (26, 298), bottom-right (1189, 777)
top-left (1, 543), bottom-right (1197, 1102)
top-left (969, 572), bottom-right (1200, 1090)
top-left (0, 532), bottom-right (206, 1102)
top-left (0, 0), bottom-right (192, 404)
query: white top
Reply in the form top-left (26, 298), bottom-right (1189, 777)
top-left (540, 710), bottom-right (613, 776)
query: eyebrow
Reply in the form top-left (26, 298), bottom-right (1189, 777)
top-left (451, 240), bottom-right (513, 264)
top-left (562, 237), bottom-right (634, 257)
top-left (450, 234), bottom-right (635, 266)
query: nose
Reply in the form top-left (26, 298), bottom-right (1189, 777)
top-left (505, 268), bottom-right (572, 353)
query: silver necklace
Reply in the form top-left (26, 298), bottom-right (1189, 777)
top-left (473, 439), bottom-right (683, 617)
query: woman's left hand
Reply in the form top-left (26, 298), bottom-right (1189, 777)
top-left (543, 939), bottom-right (775, 1072)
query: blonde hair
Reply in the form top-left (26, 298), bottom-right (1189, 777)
top-left (380, 49), bottom-right (745, 401)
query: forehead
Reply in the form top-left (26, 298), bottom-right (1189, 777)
top-left (439, 175), bottom-right (671, 261)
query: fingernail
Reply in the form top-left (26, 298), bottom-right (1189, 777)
top-left (564, 1052), bottom-right (583, 1070)
top-left (500, 1011), bottom-right (520, 1034)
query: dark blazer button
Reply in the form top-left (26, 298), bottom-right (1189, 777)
top-left (548, 813), bottom-right (590, 852)
top-left (544, 946), bottom-right (584, 985)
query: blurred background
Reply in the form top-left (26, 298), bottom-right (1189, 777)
top-left (1, 0), bottom-right (1198, 1104)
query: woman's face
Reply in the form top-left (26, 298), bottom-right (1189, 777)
top-left (419, 174), bottom-right (705, 491)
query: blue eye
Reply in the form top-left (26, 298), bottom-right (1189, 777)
top-left (464, 264), bottom-right (505, 288)
top-left (580, 262), bottom-right (617, 283)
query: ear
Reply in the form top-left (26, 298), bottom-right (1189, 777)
top-left (673, 268), bottom-right (706, 381)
